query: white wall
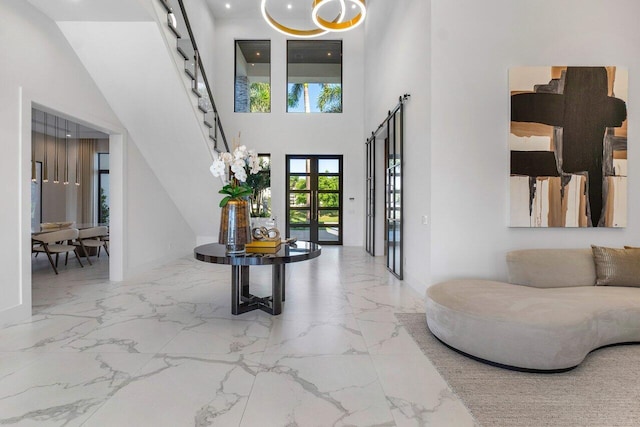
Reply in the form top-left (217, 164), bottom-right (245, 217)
top-left (364, 0), bottom-right (432, 293)
top-left (124, 139), bottom-right (195, 276)
top-left (213, 18), bottom-right (365, 246)
top-left (0, 0), bottom-right (121, 323)
top-left (430, 0), bottom-right (640, 284)
top-left (0, 0), bottom-right (196, 325)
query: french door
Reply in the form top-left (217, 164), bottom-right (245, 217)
top-left (286, 155), bottom-right (343, 245)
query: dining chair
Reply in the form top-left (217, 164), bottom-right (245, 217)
top-left (32, 228), bottom-right (84, 274)
top-left (74, 226), bottom-right (109, 265)
top-left (100, 229), bottom-right (109, 252)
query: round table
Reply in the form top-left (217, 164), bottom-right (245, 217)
top-left (194, 241), bottom-right (321, 315)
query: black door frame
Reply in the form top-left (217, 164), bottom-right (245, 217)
top-left (365, 138), bottom-right (375, 255)
top-left (286, 154), bottom-right (343, 245)
top-left (385, 109), bottom-right (403, 279)
top-left (365, 94), bottom-right (409, 279)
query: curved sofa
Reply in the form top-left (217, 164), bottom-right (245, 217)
top-left (425, 249), bottom-right (640, 372)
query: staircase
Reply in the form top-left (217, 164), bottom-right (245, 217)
top-left (38, 0), bottom-right (231, 239)
top-left (158, 0), bottom-right (229, 154)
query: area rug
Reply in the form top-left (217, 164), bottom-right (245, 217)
top-left (396, 313), bottom-right (640, 427)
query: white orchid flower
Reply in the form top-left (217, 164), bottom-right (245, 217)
top-left (234, 168), bottom-right (247, 182)
top-left (250, 158), bottom-right (261, 174)
top-left (233, 145), bottom-right (247, 160)
top-left (209, 158), bottom-right (226, 177)
top-left (221, 152), bottom-right (233, 164)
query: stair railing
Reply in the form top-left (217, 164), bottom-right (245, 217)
top-left (158, 0), bottom-right (230, 154)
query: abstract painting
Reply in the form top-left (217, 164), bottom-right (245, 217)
top-left (509, 66), bottom-right (628, 227)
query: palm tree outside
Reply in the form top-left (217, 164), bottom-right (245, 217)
top-left (288, 83), bottom-right (311, 113)
top-left (249, 82), bottom-right (271, 112)
top-left (318, 84), bottom-right (342, 113)
top-left (288, 83), bottom-right (342, 113)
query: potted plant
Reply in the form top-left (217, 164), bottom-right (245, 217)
top-left (210, 145), bottom-right (261, 254)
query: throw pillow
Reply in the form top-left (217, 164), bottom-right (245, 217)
top-left (591, 245), bottom-right (640, 287)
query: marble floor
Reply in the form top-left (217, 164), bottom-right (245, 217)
top-left (0, 247), bottom-right (476, 426)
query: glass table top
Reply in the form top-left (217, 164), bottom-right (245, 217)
top-left (194, 241), bottom-right (321, 266)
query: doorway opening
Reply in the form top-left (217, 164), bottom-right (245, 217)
top-left (30, 107), bottom-right (113, 307)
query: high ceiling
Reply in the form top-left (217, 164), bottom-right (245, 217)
top-left (207, 0), bottom-right (311, 19)
top-left (26, 0), bottom-right (152, 21)
top-left (206, 0), bottom-right (360, 25)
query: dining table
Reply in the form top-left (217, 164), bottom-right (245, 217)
top-left (32, 223), bottom-right (108, 256)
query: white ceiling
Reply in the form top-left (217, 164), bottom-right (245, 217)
top-left (27, 0), bottom-right (365, 25)
top-left (207, 0), bottom-right (306, 19)
top-left (26, 0), bottom-right (364, 29)
top-left (206, 0), bottom-right (360, 24)
top-left (32, 109), bottom-right (109, 140)
top-left (26, 0), bottom-right (152, 21)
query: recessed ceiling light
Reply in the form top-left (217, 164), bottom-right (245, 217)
top-left (327, 52), bottom-right (332, 56)
top-left (225, 3), bottom-right (231, 9)
top-left (287, 4), bottom-right (292, 9)
top-left (256, 52), bottom-right (261, 56)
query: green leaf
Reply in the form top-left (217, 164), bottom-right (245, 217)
top-left (219, 196), bottom-right (231, 207)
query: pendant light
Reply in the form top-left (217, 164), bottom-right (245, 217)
top-left (75, 122), bottom-right (80, 186)
top-left (312, 0), bottom-right (366, 32)
top-left (31, 111), bottom-right (37, 182)
top-left (43, 112), bottom-right (49, 183)
top-left (63, 119), bottom-right (69, 185)
top-left (261, 0), bottom-right (366, 38)
top-left (53, 116), bottom-right (59, 184)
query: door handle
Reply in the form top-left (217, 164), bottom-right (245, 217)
top-left (312, 190), bottom-right (316, 221)
top-left (313, 190), bottom-right (318, 221)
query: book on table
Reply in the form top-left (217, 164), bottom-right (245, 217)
top-left (246, 240), bottom-right (282, 253)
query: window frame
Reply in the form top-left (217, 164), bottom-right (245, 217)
top-left (234, 39), bottom-right (272, 113)
top-left (286, 39), bottom-right (343, 114)
top-left (97, 152), bottom-right (109, 224)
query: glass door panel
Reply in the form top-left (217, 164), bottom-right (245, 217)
top-left (286, 155), bottom-right (343, 245)
top-left (289, 210), bottom-right (311, 224)
top-left (318, 158), bottom-right (340, 173)
top-left (289, 158), bottom-right (311, 173)
top-left (289, 226), bottom-right (311, 241)
top-left (385, 107), bottom-right (403, 279)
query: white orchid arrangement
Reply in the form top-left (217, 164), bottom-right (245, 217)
top-left (210, 145), bottom-right (261, 207)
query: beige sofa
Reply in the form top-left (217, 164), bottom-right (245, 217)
top-left (425, 249), bottom-right (640, 372)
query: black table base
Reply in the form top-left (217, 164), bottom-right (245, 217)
top-left (194, 242), bottom-right (320, 316)
top-left (231, 265), bottom-right (286, 315)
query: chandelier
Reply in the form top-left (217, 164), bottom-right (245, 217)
top-left (261, 0), bottom-right (366, 38)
